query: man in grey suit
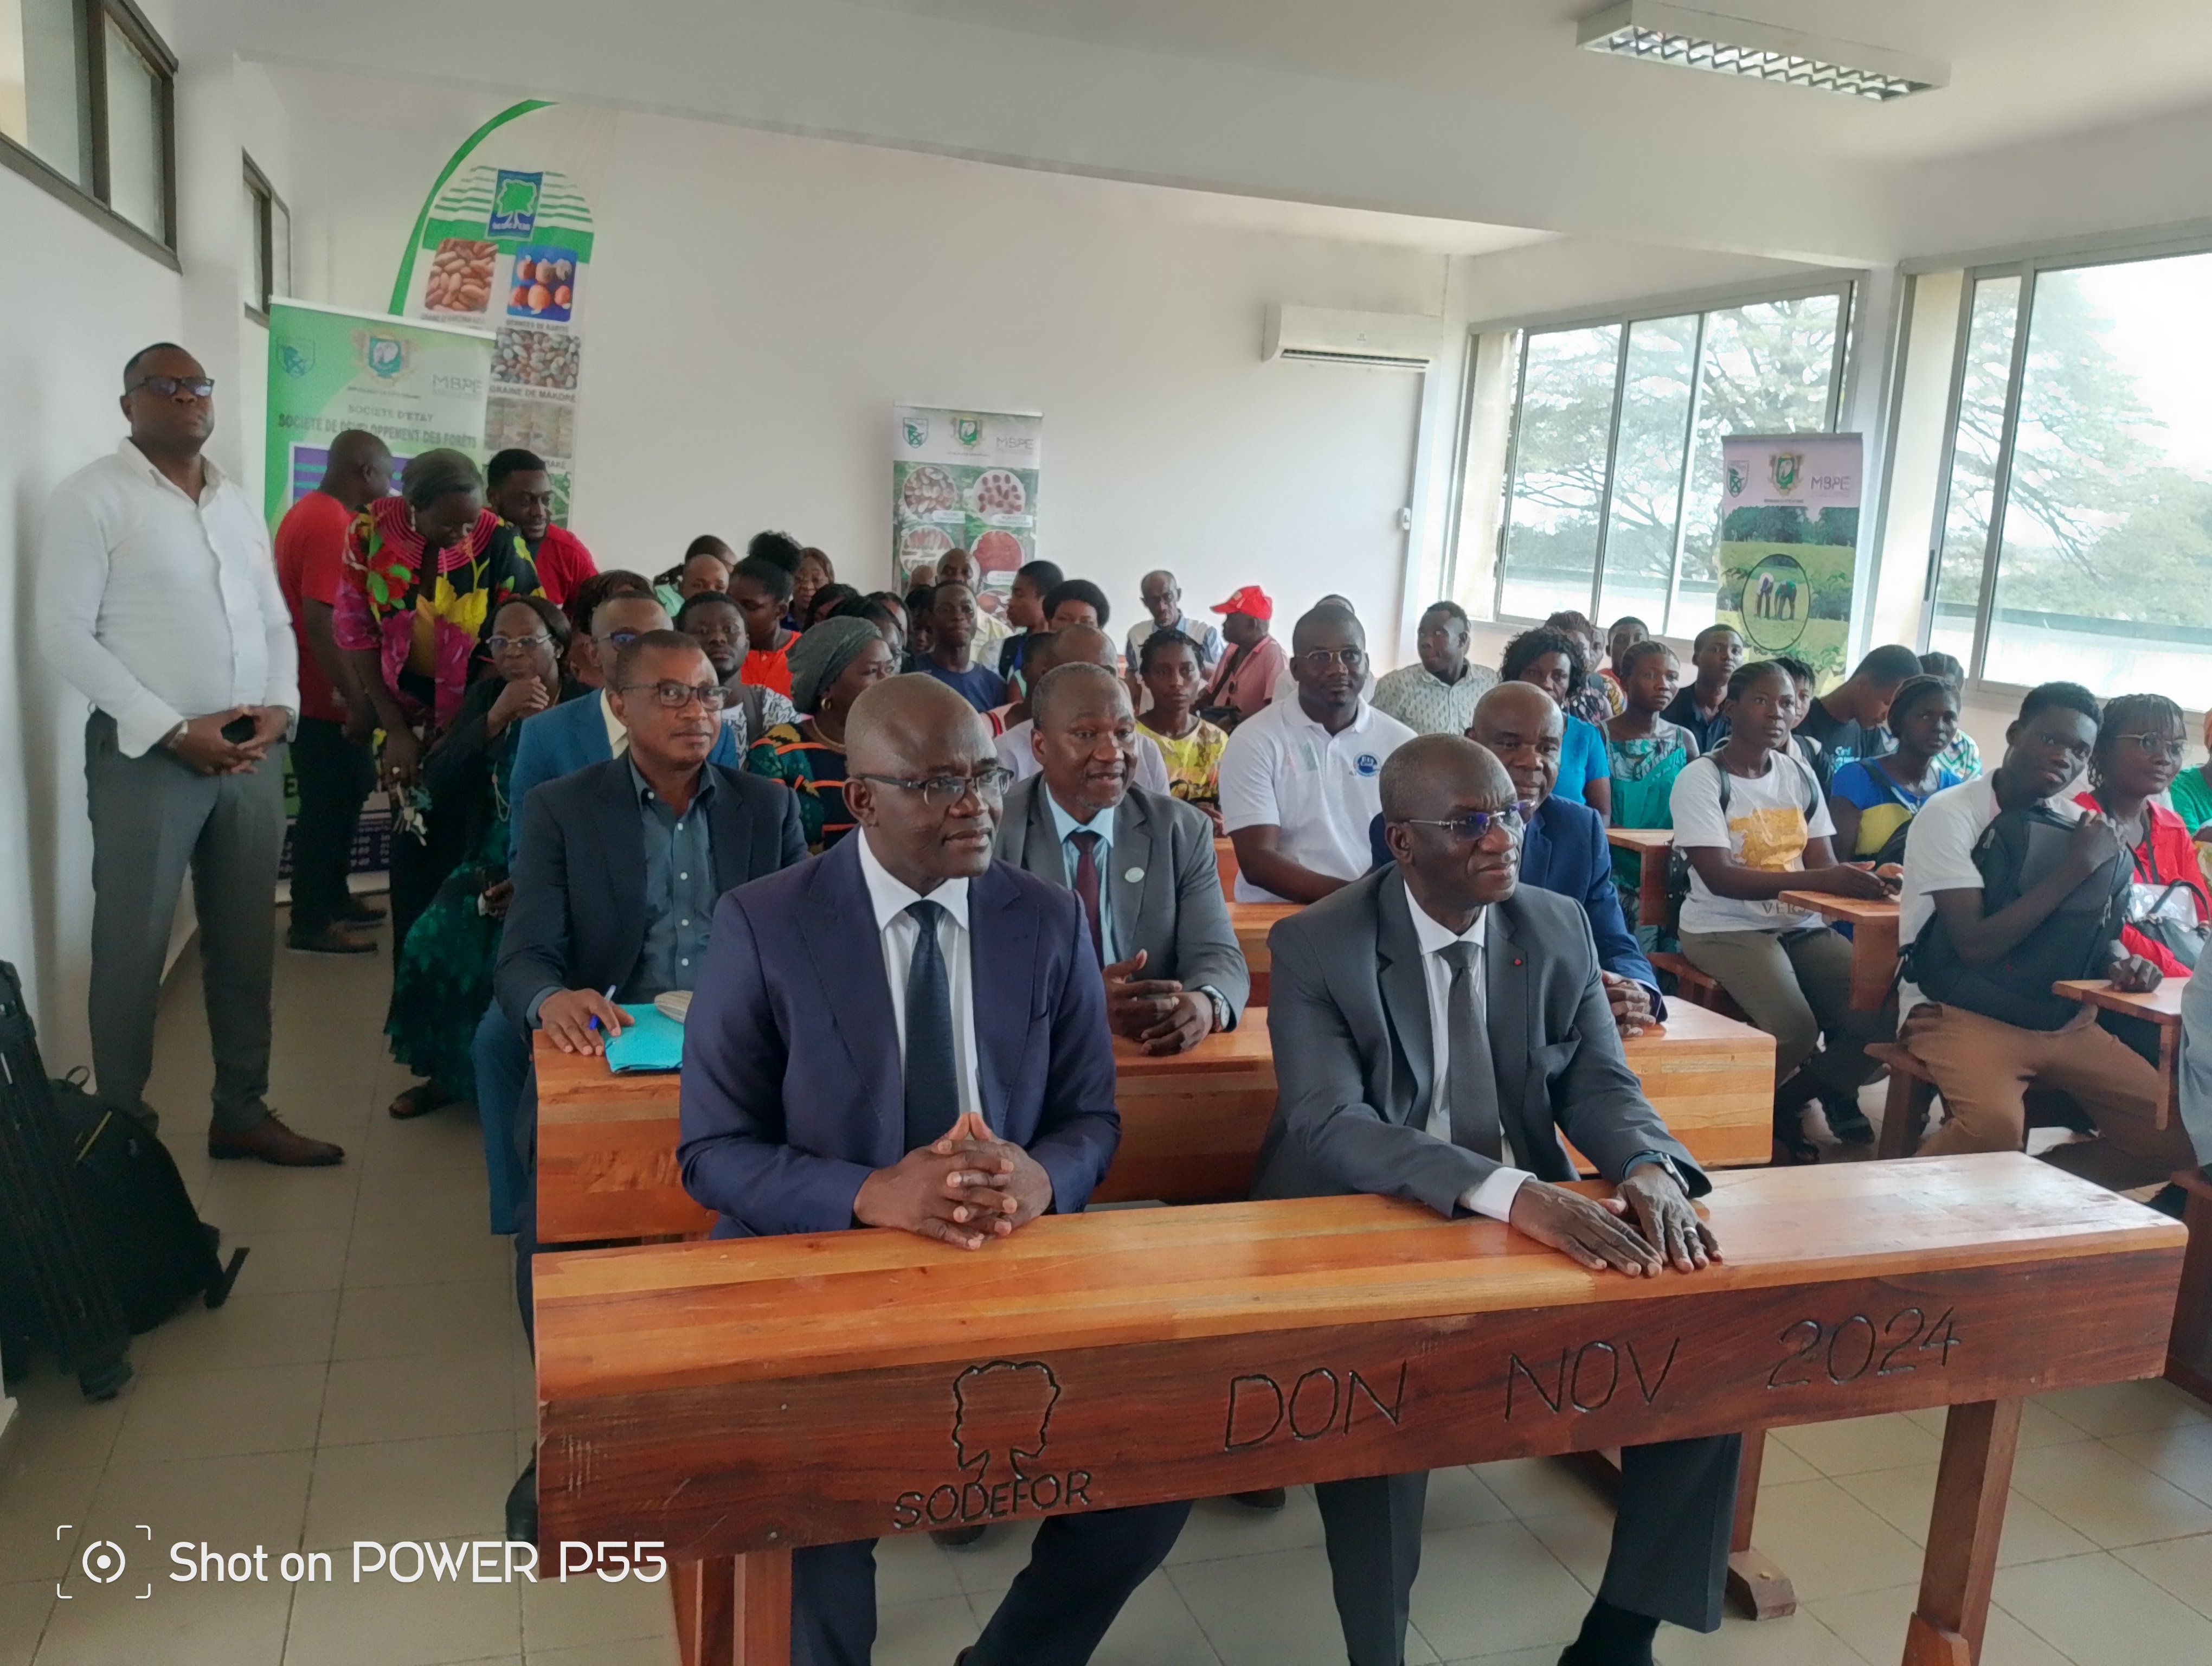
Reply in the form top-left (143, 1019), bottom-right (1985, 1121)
top-left (1252, 734), bottom-right (1738, 1666)
top-left (994, 661), bottom-right (1248, 1052)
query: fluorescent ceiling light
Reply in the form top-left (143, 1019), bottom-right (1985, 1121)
top-left (1577, 2), bottom-right (1948, 101)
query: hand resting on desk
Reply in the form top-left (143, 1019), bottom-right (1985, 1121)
top-left (1507, 1166), bottom-right (1720, 1277)
top-left (853, 1111), bottom-right (1056, 1250)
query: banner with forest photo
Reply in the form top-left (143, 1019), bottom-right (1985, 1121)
top-left (1714, 433), bottom-right (1863, 689)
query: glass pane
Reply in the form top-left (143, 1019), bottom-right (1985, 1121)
top-left (0, 0), bottom-right (91, 187)
top-left (1984, 253), bottom-right (2212, 695)
top-left (1927, 275), bottom-right (2021, 667)
top-left (240, 177), bottom-right (264, 310)
top-left (101, 15), bottom-right (163, 238)
top-left (1597, 315), bottom-right (1698, 632)
top-left (1500, 324), bottom-right (1619, 620)
top-left (1676, 293), bottom-right (1843, 633)
top-left (269, 196), bottom-right (291, 300)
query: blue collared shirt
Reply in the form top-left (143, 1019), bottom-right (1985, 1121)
top-left (621, 761), bottom-right (721, 1004)
top-left (1045, 790), bottom-right (1118, 964)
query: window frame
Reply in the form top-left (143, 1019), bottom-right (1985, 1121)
top-left (1454, 273), bottom-right (1857, 633)
top-left (0, 0), bottom-right (178, 266)
top-left (1912, 228), bottom-right (2212, 700)
top-left (241, 151), bottom-right (287, 323)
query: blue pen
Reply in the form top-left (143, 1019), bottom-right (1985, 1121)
top-left (588, 984), bottom-right (618, 1035)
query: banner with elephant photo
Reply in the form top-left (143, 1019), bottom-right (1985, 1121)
top-left (1714, 433), bottom-right (1863, 690)
top-left (891, 405), bottom-right (1043, 623)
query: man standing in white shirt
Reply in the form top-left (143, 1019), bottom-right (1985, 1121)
top-left (37, 344), bottom-right (340, 1166)
top-left (1252, 734), bottom-right (1734, 1666)
top-left (1218, 604), bottom-right (1415, 902)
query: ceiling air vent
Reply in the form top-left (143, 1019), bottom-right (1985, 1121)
top-left (1577, 2), bottom-right (1948, 101)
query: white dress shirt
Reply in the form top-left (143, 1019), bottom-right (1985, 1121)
top-left (998, 719), bottom-right (1172, 794)
top-left (38, 440), bottom-right (300, 757)
top-left (855, 831), bottom-right (983, 1127)
top-left (1406, 893), bottom-right (1533, 1222)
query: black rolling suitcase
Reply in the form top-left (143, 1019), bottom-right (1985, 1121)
top-left (0, 962), bottom-right (246, 1400)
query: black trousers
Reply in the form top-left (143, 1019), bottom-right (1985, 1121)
top-left (287, 716), bottom-right (374, 931)
top-left (1314, 1435), bottom-right (1740, 1665)
top-left (793, 1502), bottom-right (1191, 1666)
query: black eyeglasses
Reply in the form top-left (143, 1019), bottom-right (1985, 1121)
top-left (618, 681), bottom-right (729, 710)
top-left (127, 374), bottom-right (215, 399)
top-left (1393, 803), bottom-right (1535, 843)
top-left (487, 632), bottom-right (552, 652)
top-left (854, 766), bottom-right (1014, 808)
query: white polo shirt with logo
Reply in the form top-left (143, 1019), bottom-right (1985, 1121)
top-left (1218, 696), bottom-right (1416, 901)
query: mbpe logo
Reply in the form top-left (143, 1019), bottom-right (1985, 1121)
top-left (890, 1360), bottom-right (1095, 1530)
top-left (1355, 754), bottom-right (1381, 778)
top-left (903, 418), bottom-right (929, 448)
top-left (1769, 451), bottom-right (1803, 495)
top-left (488, 171), bottom-right (543, 239)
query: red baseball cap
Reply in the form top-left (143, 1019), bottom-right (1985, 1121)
top-left (1211, 586), bottom-right (1274, 621)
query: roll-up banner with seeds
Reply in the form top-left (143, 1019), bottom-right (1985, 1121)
top-left (389, 101), bottom-right (609, 527)
top-left (261, 299), bottom-right (495, 524)
top-left (892, 405), bottom-right (1043, 615)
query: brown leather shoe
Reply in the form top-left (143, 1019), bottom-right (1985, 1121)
top-left (207, 1115), bottom-right (345, 1167)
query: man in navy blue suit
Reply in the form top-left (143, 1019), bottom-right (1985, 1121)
top-left (679, 673), bottom-right (1189, 1666)
top-left (1371, 681), bottom-right (1661, 1035)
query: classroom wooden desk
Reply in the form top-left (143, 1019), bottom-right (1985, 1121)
top-left (1605, 825), bottom-right (1674, 932)
top-left (1778, 890), bottom-right (1902, 1012)
top-left (537, 1154), bottom-right (2184, 1666)
top-left (1228, 900), bottom-right (1298, 1005)
top-left (1214, 836), bottom-right (1238, 900)
top-left (2054, 975), bottom-right (2209, 1406)
top-left (534, 1003), bottom-right (1778, 1241)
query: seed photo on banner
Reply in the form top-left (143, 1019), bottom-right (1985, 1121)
top-left (892, 404), bottom-right (1043, 612)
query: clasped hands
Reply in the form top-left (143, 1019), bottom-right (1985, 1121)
top-left (168, 706), bottom-right (288, 776)
top-left (1507, 1166), bottom-right (1721, 1278)
top-left (1103, 949), bottom-right (1215, 1055)
top-left (854, 1111), bottom-right (1054, 1250)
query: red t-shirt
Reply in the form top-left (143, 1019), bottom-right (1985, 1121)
top-left (742, 642), bottom-right (794, 699)
top-left (273, 490), bottom-right (358, 723)
top-left (527, 524), bottom-right (598, 608)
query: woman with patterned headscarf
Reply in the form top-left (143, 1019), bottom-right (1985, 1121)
top-left (744, 617), bottom-right (897, 852)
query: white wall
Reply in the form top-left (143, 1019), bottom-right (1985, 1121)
top-left (280, 74), bottom-right (1455, 647)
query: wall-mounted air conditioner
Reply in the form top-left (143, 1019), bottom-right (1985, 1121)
top-left (1262, 305), bottom-right (1442, 370)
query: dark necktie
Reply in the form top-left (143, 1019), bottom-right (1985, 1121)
top-left (902, 899), bottom-right (960, 1151)
top-left (1438, 941), bottom-right (1502, 1161)
top-left (1069, 831), bottom-right (1105, 966)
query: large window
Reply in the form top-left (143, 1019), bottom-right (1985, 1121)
top-left (1922, 248), bottom-right (2212, 696)
top-left (1483, 286), bottom-right (1850, 633)
top-left (0, 0), bottom-right (174, 253)
top-left (241, 153), bottom-right (290, 320)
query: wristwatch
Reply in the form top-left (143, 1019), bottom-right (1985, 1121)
top-left (1200, 987), bottom-right (1232, 1032)
top-left (1624, 1151), bottom-right (1688, 1191)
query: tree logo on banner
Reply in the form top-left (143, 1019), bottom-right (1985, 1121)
top-left (488, 171), bottom-right (543, 238)
top-left (1770, 451), bottom-right (1804, 495)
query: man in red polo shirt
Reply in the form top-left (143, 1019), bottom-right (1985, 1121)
top-left (487, 447), bottom-right (596, 607)
top-left (273, 428), bottom-right (391, 954)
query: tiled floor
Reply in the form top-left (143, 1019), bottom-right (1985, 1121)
top-left (3, 933), bottom-right (2210, 1664)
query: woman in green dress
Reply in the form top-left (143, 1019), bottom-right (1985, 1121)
top-left (746, 616), bottom-right (897, 853)
top-left (386, 598), bottom-right (578, 1133)
top-left (1604, 639), bottom-right (1700, 940)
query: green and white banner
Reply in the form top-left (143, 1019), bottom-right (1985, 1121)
top-left (892, 405), bottom-right (1042, 615)
top-left (1715, 433), bottom-right (1863, 689)
top-left (261, 299), bottom-right (494, 522)
top-left (389, 101), bottom-right (606, 525)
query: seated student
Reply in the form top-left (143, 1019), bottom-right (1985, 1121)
top-left (1797, 643), bottom-right (1922, 787)
top-left (998, 624), bottom-right (1171, 793)
top-left (1219, 604), bottom-right (1415, 903)
top-left (1259, 733), bottom-right (1737, 1666)
top-left (1600, 616), bottom-right (1648, 702)
top-left (997, 557), bottom-right (1064, 680)
top-left (492, 629), bottom-right (808, 1541)
top-left (1201, 586), bottom-right (1288, 724)
top-left (1041, 576), bottom-right (1111, 635)
top-left (506, 591), bottom-right (744, 818)
top-left (792, 545), bottom-right (835, 624)
top-left (1771, 655), bottom-right (1825, 774)
top-left (2072, 694), bottom-right (2210, 978)
top-left (746, 615), bottom-right (898, 853)
top-left (800, 581), bottom-right (860, 631)
top-left (1660, 624), bottom-right (1742, 754)
top-left (1135, 627), bottom-right (1230, 830)
top-left (916, 579), bottom-right (1011, 714)
top-left (673, 591), bottom-right (797, 752)
top-left (558, 568), bottom-right (654, 689)
top-left (836, 593), bottom-right (909, 663)
top-left (1546, 609), bottom-right (1622, 727)
top-left (1918, 652), bottom-right (1984, 780)
top-left (1369, 682), bottom-right (1662, 1035)
top-left (653, 543), bottom-right (731, 615)
top-left (996, 661), bottom-right (1249, 1051)
top-left (1670, 660), bottom-right (1892, 1158)
top-left (1900, 681), bottom-right (2202, 1188)
top-left (1371, 600), bottom-right (1497, 735)
top-left (1604, 638), bottom-right (1699, 936)
top-left (901, 582), bottom-right (937, 670)
top-left (678, 674), bottom-right (1190, 1664)
top-left (729, 554), bottom-right (799, 697)
top-left (1828, 675), bottom-right (1962, 864)
top-left (1500, 626), bottom-right (1611, 818)
top-left (937, 547), bottom-right (1013, 661)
